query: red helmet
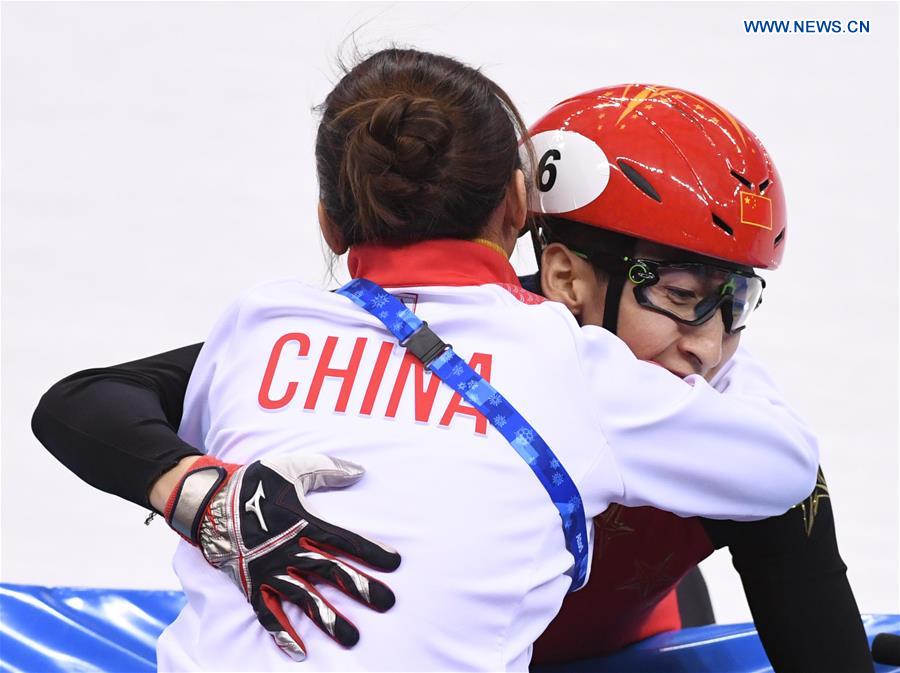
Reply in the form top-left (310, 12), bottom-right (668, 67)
top-left (527, 84), bottom-right (786, 269)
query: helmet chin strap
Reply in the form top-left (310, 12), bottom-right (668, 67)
top-left (601, 273), bottom-right (626, 335)
top-left (535, 217), bottom-right (635, 334)
top-left (530, 222), bottom-right (546, 273)
top-left (599, 237), bottom-right (634, 336)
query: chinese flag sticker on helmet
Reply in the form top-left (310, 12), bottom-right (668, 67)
top-left (740, 191), bottom-right (774, 230)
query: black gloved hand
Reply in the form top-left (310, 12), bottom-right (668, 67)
top-left (164, 452), bottom-right (400, 660)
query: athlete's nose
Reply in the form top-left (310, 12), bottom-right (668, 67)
top-left (677, 312), bottom-right (726, 376)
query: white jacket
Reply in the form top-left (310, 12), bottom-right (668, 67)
top-left (158, 239), bottom-right (818, 671)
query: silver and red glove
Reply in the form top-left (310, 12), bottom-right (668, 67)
top-left (164, 452), bottom-right (400, 661)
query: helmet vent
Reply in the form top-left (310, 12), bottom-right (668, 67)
top-left (617, 160), bottom-right (661, 202)
top-left (730, 170), bottom-right (753, 189)
top-left (711, 214), bottom-right (734, 236)
top-left (774, 228), bottom-right (785, 247)
top-left (758, 178), bottom-right (771, 194)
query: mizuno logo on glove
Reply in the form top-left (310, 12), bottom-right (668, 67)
top-left (245, 481), bottom-right (269, 532)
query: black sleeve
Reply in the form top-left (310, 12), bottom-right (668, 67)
top-left (31, 344), bottom-right (204, 510)
top-left (701, 470), bottom-right (874, 673)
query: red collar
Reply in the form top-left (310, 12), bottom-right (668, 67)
top-left (347, 239), bottom-right (522, 288)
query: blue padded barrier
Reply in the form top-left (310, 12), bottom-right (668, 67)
top-left (535, 614), bottom-right (900, 672)
top-left (1, 584), bottom-right (898, 672)
top-left (0, 584), bottom-right (182, 673)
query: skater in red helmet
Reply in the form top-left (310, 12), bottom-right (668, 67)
top-left (524, 84), bottom-right (870, 672)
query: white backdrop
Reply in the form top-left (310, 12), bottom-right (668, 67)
top-left (2, 2), bottom-right (898, 627)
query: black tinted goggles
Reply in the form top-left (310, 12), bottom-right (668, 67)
top-left (578, 252), bottom-right (766, 333)
top-left (627, 258), bottom-right (765, 333)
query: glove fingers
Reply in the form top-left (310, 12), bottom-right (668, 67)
top-left (292, 541), bottom-right (396, 612)
top-left (266, 574), bottom-right (360, 648)
top-left (262, 453), bottom-right (365, 493)
top-left (255, 585), bottom-right (308, 662)
top-left (306, 519), bottom-right (402, 572)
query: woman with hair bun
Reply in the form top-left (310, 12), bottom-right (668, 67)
top-left (33, 49), bottom-right (818, 670)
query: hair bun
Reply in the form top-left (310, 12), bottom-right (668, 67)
top-left (317, 49), bottom-right (529, 246)
top-left (367, 94), bottom-right (452, 177)
top-left (342, 93), bottom-right (454, 234)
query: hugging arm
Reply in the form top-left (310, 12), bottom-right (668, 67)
top-left (31, 344), bottom-right (205, 508)
top-left (576, 326), bottom-right (819, 520)
top-left (31, 344), bottom-right (400, 659)
top-left (702, 482), bottom-right (874, 673)
top-left (698, 347), bottom-right (872, 672)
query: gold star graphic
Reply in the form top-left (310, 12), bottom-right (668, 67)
top-left (597, 124), bottom-right (604, 131)
top-left (744, 196), bottom-right (751, 204)
top-left (616, 553), bottom-right (677, 599)
top-left (595, 505), bottom-right (635, 552)
top-left (794, 468), bottom-right (830, 536)
top-left (673, 94), bottom-right (684, 100)
top-left (694, 104), bottom-right (704, 111)
top-left (709, 117), bottom-right (719, 124)
top-left (615, 87), bottom-right (656, 125)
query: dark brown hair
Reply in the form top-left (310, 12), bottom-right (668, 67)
top-left (316, 48), bottom-right (533, 247)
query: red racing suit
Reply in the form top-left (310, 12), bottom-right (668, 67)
top-left (532, 506), bottom-right (713, 663)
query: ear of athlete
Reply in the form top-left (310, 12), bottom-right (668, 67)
top-left (540, 243), bottom-right (605, 319)
top-left (163, 452), bottom-right (401, 661)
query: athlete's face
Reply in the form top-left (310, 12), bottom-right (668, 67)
top-left (541, 242), bottom-right (740, 380)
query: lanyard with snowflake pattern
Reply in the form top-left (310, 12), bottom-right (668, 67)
top-left (337, 277), bottom-right (589, 591)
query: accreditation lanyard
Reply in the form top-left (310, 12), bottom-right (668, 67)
top-left (337, 278), bottom-right (589, 591)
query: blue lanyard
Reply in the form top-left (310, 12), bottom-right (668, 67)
top-left (337, 278), bottom-right (588, 591)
